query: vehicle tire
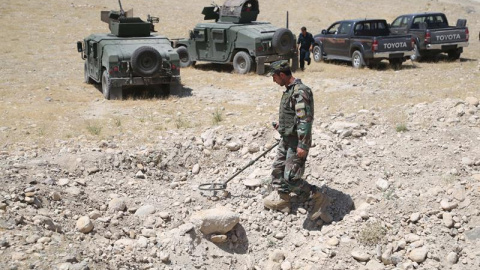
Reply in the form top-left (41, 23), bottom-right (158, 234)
top-left (389, 58), bottom-right (402, 70)
top-left (131, 46), bottom-right (162, 77)
top-left (351, 50), bottom-right (365, 69)
top-left (101, 70), bottom-right (112, 100)
top-left (176, 46), bottom-right (192, 68)
top-left (272, 28), bottom-right (294, 55)
top-left (84, 61), bottom-right (93, 84)
top-left (447, 49), bottom-right (461, 60)
top-left (233, 51), bottom-right (253, 74)
top-left (412, 43), bottom-right (421, 61)
top-left (313, 45), bottom-right (323, 62)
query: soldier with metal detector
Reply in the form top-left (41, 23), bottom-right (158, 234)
top-left (264, 60), bottom-right (332, 224)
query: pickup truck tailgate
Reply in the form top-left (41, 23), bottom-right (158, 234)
top-left (429, 28), bottom-right (468, 44)
top-left (376, 35), bottom-right (413, 52)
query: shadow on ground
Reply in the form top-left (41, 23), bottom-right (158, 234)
top-left (209, 223), bottom-right (249, 254)
top-left (300, 186), bottom-right (354, 231)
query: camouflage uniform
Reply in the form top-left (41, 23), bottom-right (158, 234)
top-left (265, 60), bottom-right (332, 224)
top-left (271, 78), bottom-right (314, 198)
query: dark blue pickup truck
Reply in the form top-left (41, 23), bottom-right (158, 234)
top-left (313, 19), bottom-right (415, 69)
top-left (390, 12), bottom-right (469, 60)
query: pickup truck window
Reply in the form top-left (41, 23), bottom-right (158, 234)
top-left (391, 16), bottom-right (409, 28)
top-left (327, 23), bottom-right (340, 34)
top-left (354, 21), bottom-right (389, 36)
top-left (412, 15), bottom-right (448, 29)
top-left (338, 22), bottom-right (353, 34)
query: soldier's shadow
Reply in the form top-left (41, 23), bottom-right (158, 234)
top-left (295, 186), bottom-right (354, 231)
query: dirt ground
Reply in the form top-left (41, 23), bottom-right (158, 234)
top-left (0, 0), bottom-right (479, 269)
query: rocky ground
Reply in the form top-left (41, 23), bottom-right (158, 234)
top-left (1, 97), bottom-right (480, 270)
top-left (1, 0), bottom-right (480, 269)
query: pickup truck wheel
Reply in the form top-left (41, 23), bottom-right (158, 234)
top-left (313, 45), bottom-right (323, 62)
top-left (84, 61), bottom-right (93, 84)
top-left (447, 49), bottom-right (461, 60)
top-left (412, 44), bottom-right (421, 61)
top-left (389, 59), bottom-right (402, 70)
top-left (131, 46), bottom-right (162, 77)
top-left (272, 28), bottom-right (294, 55)
top-left (101, 70), bottom-right (112, 100)
top-left (233, 51), bottom-right (252, 74)
top-left (176, 46), bottom-right (192, 68)
top-left (351, 51), bottom-right (365, 69)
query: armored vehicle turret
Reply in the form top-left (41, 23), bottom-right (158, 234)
top-left (77, 0), bottom-right (180, 99)
top-left (172, 0), bottom-right (298, 75)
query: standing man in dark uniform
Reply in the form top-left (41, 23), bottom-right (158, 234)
top-left (263, 60), bottom-right (332, 224)
top-left (297, 26), bottom-right (315, 71)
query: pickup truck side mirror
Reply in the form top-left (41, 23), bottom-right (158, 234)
top-left (321, 29), bottom-right (327, 35)
top-left (77, 41), bottom-right (83, 53)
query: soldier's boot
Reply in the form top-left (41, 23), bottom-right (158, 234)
top-left (309, 188), bottom-right (333, 223)
top-left (290, 183), bottom-right (313, 204)
top-left (263, 191), bottom-right (291, 213)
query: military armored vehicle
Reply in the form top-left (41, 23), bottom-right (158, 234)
top-left (171, 0), bottom-right (298, 75)
top-left (77, 0), bottom-right (180, 100)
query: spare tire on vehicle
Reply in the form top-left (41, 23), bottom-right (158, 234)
top-left (131, 46), bottom-right (162, 77)
top-left (272, 28), bottom-right (294, 55)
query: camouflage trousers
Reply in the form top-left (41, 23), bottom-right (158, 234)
top-left (271, 135), bottom-right (312, 196)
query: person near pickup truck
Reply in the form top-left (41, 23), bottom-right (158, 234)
top-left (263, 60), bottom-right (332, 224)
top-left (297, 27), bottom-right (315, 71)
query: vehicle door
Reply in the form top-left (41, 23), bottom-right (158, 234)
top-left (209, 28), bottom-right (229, 62)
top-left (335, 22), bottom-right (353, 57)
top-left (87, 40), bottom-right (100, 81)
top-left (322, 22), bottom-right (341, 56)
top-left (193, 28), bottom-right (209, 60)
top-left (390, 16), bottom-right (410, 35)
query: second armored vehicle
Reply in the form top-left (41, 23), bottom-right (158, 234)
top-left (77, 1), bottom-right (180, 100)
top-left (172, 0), bottom-right (298, 75)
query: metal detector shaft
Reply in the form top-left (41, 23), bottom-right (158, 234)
top-left (198, 141), bottom-right (279, 190)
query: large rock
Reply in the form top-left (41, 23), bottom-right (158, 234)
top-left (226, 142), bottom-right (242, 151)
top-left (465, 96), bottom-right (479, 106)
top-left (108, 198), bottom-right (126, 212)
top-left (76, 216), bottom-right (94, 233)
top-left (376, 178), bottom-right (389, 191)
top-left (329, 122), bottom-right (360, 134)
top-left (135, 205), bottom-right (156, 217)
top-left (351, 249), bottom-right (370, 262)
top-left (408, 247), bottom-right (428, 263)
top-left (190, 206), bottom-right (240, 234)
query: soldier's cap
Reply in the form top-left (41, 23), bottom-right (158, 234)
top-left (266, 60), bottom-right (291, 76)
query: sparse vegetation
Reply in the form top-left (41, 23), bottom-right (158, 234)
top-left (212, 109), bottom-right (223, 125)
top-left (113, 118), bottom-right (122, 127)
top-left (358, 221), bottom-right (387, 246)
top-left (174, 116), bottom-right (190, 129)
top-left (395, 123), bottom-right (408, 132)
top-left (86, 122), bottom-right (102, 136)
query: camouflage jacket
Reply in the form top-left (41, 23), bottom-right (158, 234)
top-left (279, 78), bottom-right (314, 150)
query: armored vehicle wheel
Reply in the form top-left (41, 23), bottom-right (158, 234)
top-left (351, 50), bottom-right (365, 69)
top-left (101, 70), bottom-right (112, 100)
top-left (176, 47), bottom-right (192, 68)
top-left (313, 45), bottom-right (323, 62)
top-left (272, 28), bottom-right (294, 55)
top-left (233, 51), bottom-right (252, 74)
top-left (131, 46), bottom-right (162, 77)
top-left (84, 61), bottom-right (93, 84)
